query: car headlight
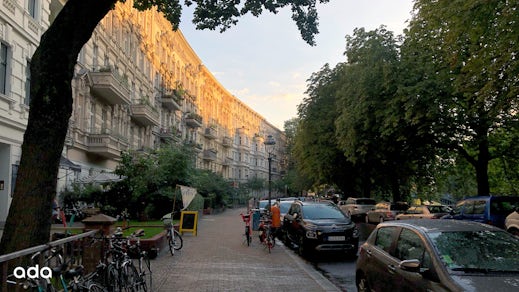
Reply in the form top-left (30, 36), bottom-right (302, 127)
top-left (352, 226), bottom-right (360, 238)
top-left (306, 230), bottom-right (317, 239)
top-left (304, 222), bottom-right (318, 239)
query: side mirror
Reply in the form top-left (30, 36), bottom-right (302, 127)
top-left (399, 259), bottom-right (421, 273)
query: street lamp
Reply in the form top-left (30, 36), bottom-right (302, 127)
top-left (264, 135), bottom-right (276, 212)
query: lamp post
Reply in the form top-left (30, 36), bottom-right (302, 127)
top-left (264, 135), bottom-right (276, 212)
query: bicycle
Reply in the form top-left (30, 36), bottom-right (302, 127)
top-left (258, 218), bottom-right (275, 253)
top-left (162, 213), bottom-right (183, 255)
top-left (240, 211), bottom-right (253, 246)
top-left (127, 232), bottom-right (152, 291)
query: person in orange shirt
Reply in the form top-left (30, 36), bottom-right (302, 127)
top-left (270, 200), bottom-right (281, 239)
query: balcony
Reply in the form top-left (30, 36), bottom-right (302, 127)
top-left (222, 136), bottom-right (232, 147)
top-left (185, 113), bottom-right (202, 128)
top-left (203, 149), bottom-right (217, 161)
top-left (185, 140), bottom-right (203, 152)
top-left (221, 157), bottom-right (233, 166)
top-left (131, 102), bottom-right (160, 126)
top-left (89, 69), bottom-right (131, 105)
top-left (158, 127), bottom-right (182, 142)
top-left (203, 127), bottom-right (217, 139)
top-left (161, 90), bottom-right (182, 111)
top-left (87, 129), bottom-right (129, 159)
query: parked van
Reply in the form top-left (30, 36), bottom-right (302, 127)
top-left (442, 196), bottom-right (519, 229)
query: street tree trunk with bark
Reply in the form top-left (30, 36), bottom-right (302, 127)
top-left (0, 0), bottom-right (116, 255)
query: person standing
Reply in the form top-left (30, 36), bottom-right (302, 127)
top-left (270, 201), bottom-right (281, 238)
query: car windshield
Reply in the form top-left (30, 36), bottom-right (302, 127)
top-left (429, 230), bottom-right (519, 272)
top-left (258, 201), bottom-right (268, 209)
top-left (279, 202), bottom-right (292, 214)
top-left (427, 205), bottom-right (449, 213)
top-left (356, 199), bottom-right (376, 205)
top-left (390, 203), bottom-right (409, 211)
top-left (302, 204), bottom-right (347, 220)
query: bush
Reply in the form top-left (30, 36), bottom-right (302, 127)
top-left (186, 193), bottom-right (204, 211)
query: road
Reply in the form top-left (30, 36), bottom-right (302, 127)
top-left (283, 221), bottom-right (376, 292)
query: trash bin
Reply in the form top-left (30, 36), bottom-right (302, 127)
top-left (252, 209), bottom-right (261, 231)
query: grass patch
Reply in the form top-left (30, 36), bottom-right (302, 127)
top-left (121, 226), bottom-right (166, 239)
top-left (116, 220), bottom-right (164, 227)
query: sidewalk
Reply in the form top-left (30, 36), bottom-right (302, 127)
top-left (151, 207), bottom-right (341, 292)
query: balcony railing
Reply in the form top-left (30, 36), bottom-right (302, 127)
top-left (87, 129), bottom-right (129, 159)
top-left (203, 127), bottom-right (217, 139)
top-left (161, 90), bottom-right (182, 111)
top-left (222, 136), bottom-right (232, 147)
top-left (89, 69), bottom-right (131, 105)
top-left (203, 149), bottom-right (217, 161)
top-left (221, 157), bottom-right (233, 166)
top-left (185, 113), bottom-right (202, 128)
top-left (159, 127), bottom-right (182, 142)
top-left (131, 102), bottom-right (160, 126)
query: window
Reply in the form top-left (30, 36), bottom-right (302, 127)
top-left (28, 0), bottom-right (37, 18)
top-left (1, 43), bottom-right (9, 95)
top-left (25, 60), bottom-right (31, 105)
top-left (394, 229), bottom-right (427, 263)
top-left (11, 164), bottom-right (18, 195)
top-left (374, 227), bottom-right (396, 252)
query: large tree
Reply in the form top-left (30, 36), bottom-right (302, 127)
top-left (294, 64), bottom-right (359, 195)
top-left (0, 0), bottom-right (330, 255)
top-left (400, 0), bottom-right (519, 196)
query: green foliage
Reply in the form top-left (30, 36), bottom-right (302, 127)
top-left (130, 0), bottom-right (330, 46)
top-left (400, 0), bottom-right (519, 195)
top-left (186, 193), bottom-right (204, 211)
top-left (191, 169), bottom-right (233, 208)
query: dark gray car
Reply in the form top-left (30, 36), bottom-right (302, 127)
top-left (356, 220), bottom-right (519, 291)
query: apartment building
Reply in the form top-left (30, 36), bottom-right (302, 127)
top-left (0, 0), bottom-right (286, 222)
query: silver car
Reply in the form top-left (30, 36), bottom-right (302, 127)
top-left (505, 208), bottom-right (519, 236)
top-left (339, 197), bottom-right (376, 219)
top-left (356, 220), bottom-right (519, 291)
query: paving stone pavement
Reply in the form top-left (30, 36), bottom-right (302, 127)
top-left (151, 207), bottom-right (341, 292)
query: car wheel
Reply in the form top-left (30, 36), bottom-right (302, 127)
top-left (379, 216), bottom-right (384, 223)
top-left (297, 236), bottom-right (307, 257)
top-left (356, 273), bottom-right (370, 292)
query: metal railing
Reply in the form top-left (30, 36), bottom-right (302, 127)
top-left (0, 229), bottom-right (100, 291)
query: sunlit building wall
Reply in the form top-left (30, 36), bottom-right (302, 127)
top-left (0, 0), bottom-right (286, 222)
top-left (67, 1), bottom-right (286, 188)
top-left (0, 0), bottom-right (52, 222)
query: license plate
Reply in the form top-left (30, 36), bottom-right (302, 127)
top-left (328, 236), bottom-right (345, 241)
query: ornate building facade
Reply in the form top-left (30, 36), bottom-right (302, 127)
top-left (0, 0), bottom-right (286, 222)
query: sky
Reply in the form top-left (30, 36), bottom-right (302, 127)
top-left (179, 0), bottom-right (415, 130)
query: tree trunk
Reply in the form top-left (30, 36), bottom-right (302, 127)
top-left (476, 138), bottom-right (490, 196)
top-left (0, 0), bottom-right (116, 255)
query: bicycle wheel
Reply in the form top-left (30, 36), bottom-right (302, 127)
top-left (245, 226), bottom-right (251, 246)
top-left (87, 282), bottom-right (105, 292)
top-left (107, 265), bottom-right (121, 292)
top-left (173, 229), bottom-right (183, 250)
top-left (167, 230), bottom-right (175, 256)
top-left (122, 263), bottom-right (139, 291)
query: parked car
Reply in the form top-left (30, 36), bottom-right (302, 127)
top-left (339, 197), bottom-right (376, 219)
top-left (505, 207), bottom-right (519, 236)
top-left (356, 219), bottom-right (519, 292)
top-left (282, 200), bottom-right (359, 257)
top-left (396, 204), bottom-right (450, 220)
top-left (278, 200), bottom-right (295, 222)
top-left (365, 202), bottom-right (409, 224)
top-left (442, 195), bottom-right (519, 229)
